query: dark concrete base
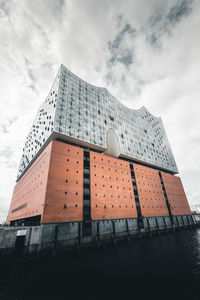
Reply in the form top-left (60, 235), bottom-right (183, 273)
top-left (0, 214), bottom-right (199, 260)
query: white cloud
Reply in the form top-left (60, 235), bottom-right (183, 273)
top-left (0, 0), bottom-right (200, 222)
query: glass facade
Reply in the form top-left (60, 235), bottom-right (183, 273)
top-left (17, 64), bottom-right (178, 179)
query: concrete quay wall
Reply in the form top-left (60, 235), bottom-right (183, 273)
top-left (0, 214), bottom-right (199, 260)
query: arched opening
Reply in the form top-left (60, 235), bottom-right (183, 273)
top-left (104, 128), bottom-right (120, 158)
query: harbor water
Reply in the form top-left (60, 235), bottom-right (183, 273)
top-left (0, 228), bottom-right (200, 300)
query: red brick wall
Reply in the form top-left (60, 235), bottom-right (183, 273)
top-left (42, 141), bottom-right (84, 223)
top-left (161, 173), bottom-right (191, 215)
top-left (7, 142), bottom-right (52, 224)
top-left (134, 164), bottom-right (169, 217)
top-left (7, 141), bottom-right (84, 224)
top-left (90, 152), bottom-right (137, 220)
top-left (7, 140), bottom-right (191, 225)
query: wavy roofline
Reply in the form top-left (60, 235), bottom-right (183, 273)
top-left (60, 64), bottom-right (161, 120)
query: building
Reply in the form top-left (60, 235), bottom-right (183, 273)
top-left (6, 64), bottom-right (192, 234)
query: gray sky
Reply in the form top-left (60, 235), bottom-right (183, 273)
top-left (0, 0), bottom-right (200, 222)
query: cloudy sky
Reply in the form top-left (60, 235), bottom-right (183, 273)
top-left (0, 0), bottom-right (200, 222)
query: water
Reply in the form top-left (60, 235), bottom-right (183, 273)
top-left (1, 228), bottom-right (200, 300)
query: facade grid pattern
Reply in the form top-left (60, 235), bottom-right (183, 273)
top-left (17, 64), bottom-right (178, 179)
